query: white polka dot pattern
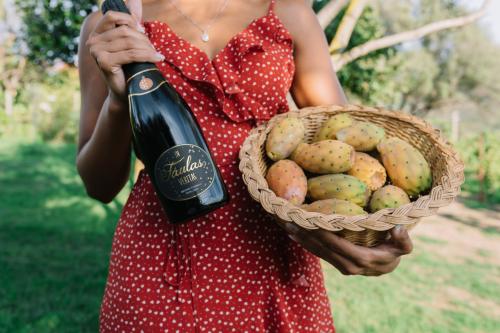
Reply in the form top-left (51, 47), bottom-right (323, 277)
top-left (99, 1), bottom-right (336, 332)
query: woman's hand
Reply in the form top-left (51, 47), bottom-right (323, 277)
top-left (85, 0), bottom-right (164, 108)
top-left (279, 221), bottom-right (413, 276)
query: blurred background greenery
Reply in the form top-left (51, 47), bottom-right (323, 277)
top-left (0, 0), bottom-right (499, 332)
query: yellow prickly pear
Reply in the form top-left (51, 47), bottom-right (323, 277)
top-left (336, 122), bottom-right (385, 152)
top-left (348, 152), bottom-right (387, 191)
top-left (307, 174), bottom-right (371, 207)
top-left (313, 113), bottom-right (355, 142)
top-left (377, 137), bottom-right (432, 197)
top-left (266, 117), bottom-right (305, 161)
top-left (369, 185), bottom-right (411, 213)
top-left (290, 140), bottom-right (355, 174)
top-left (302, 199), bottom-right (367, 216)
top-left (266, 160), bottom-right (307, 205)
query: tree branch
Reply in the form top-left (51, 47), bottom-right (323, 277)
top-left (332, 0), bottom-right (492, 70)
top-left (329, 0), bottom-right (369, 53)
top-left (317, 0), bottom-right (350, 29)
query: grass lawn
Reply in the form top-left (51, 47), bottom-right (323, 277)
top-left (1, 141), bottom-right (499, 332)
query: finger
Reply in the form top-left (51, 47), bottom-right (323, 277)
top-left (89, 37), bottom-right (156, 56)
top-left (363, 257), bottom-right (401, 276)
top-left (93, 10), bottom-right (141, 35)
top-left (92, 49), bottom-right (164, 74)
top-left (288, 230), bottom-right (361, 276)
top-left (309, 228), bottom-right (379, 266)
top-left (389, 225), bottom-right (414, 255)
top-left (127, 0), bottom-right (143, 24)
top-left (87, 25), bottom-right (154, 51)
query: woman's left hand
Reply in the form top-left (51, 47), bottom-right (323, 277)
top-left (279, 222), bottom-right (413, 276)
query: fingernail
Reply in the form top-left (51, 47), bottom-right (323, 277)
top-left (137, 24), bottom-right (145, 34)
top-left (111, 66), bottom-right (121, 73)
top-left (395, 225), bottom-right (404, 232)
top-left (155, 52), bottom-right (165, 61)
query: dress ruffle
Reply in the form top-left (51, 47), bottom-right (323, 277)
top-left (144, 14), bottom-right (294, 123)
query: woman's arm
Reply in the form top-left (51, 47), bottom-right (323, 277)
top-left (277, 0), bottom-right (347, 107)
top-left (76, 4), bottom-right (163, 203)
top-left (275, 0), bottom-right (413, 276)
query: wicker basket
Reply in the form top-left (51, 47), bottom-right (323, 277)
top-left (238, 105), bottom-right (465, 247)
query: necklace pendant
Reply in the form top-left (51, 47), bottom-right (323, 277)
top-left (201, 31), bottom-right (210, 42)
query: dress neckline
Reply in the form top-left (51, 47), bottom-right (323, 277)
top-left (142, 0), bottom-right (285, 63)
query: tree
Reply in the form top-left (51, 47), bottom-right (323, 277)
top-left (14, 0), bottom-right (98, 65)
top-left (315, 0), bottom-right (491, 71)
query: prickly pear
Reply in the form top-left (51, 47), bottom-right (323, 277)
top-left (377, 137), bottom-right (432, 197)
top-left (290, 140), bottom-right (355, 174)
top-left (266, 160), bottom-right (307, 205)
top-left (348, 152), bottom-right (387, 191)
top-left (302, 199), bottom-right (367, 216)
top-left (336, 122), bottom-right (385, 152)
top-left (313, 113), bottom-right (355, 142)
top-left (369, 185), bottom-right (411, 212)
top-left (266, 117), bottom-right (305, 161)
top-left (307, 174), bottom-right (371, 207)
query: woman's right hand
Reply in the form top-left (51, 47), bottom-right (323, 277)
top-left (85, 0), bottom-right (164, 107)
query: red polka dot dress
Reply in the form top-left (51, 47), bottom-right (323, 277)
top-left (99, 1), bottom-right (336, 332)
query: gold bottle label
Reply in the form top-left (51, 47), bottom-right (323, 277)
top-left (154, 144), bottom-right (216, 201)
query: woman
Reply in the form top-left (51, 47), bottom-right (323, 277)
top-left (77, 0), bottom-right (413, 331)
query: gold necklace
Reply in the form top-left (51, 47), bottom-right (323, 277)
top-left (167, 0), bottom-right (231, 42)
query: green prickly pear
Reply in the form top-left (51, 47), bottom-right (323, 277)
top-left (266, 160), bottom-right (307, 205)
top-left (348, 152), bottom-right (387, 191)
top-left (266, 117), bottom-right (305, 161)
top-left (369, 185), bottom-right (411, 213)
top-left (307, 174), bottom-right (371, 207)
top-left (377, 137), bottom-right (432, 197)
top-left (302, 199), bottom-right (367, 216)
top-left (290, 140), bottom-right (355, 174)
top-left (336, 122), bottom-right (385, 152)
top-left (313, 113), bottom-right (355, 142)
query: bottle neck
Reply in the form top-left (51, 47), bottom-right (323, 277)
top-left (123, 62), bottom-right (158, 82)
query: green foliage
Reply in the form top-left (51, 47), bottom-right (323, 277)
top-left (1, 68), bottom-right (81, 143)
top-left (456, 132), bottom-right (500, 205)
top-left (323, 5), bottom-right (400, 104)
top-left (15, 0), bottom-right (98, 64)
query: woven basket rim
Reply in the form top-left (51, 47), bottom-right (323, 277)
top-left (238, 104), bottom-right (465, 232)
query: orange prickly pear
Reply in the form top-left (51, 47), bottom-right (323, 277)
top-left (313, 113), bottom-right (355, 142)
top-left (336, 122), bottom-right (385, 152)
top-left (369, 185), bottom-right (411, 212)
top-left (348, 152), bottom-right (387, 191)
top-left (291, 140), bottom-right (355, 174)
top-left (377, 137), bottom-right (432, 197)
top-left (266, 117), bottom-right (305, 161)
top-left (266, 160), bottom-right (307, 205)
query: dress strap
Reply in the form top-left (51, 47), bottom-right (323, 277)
top-left (267, 0), bottom-right (276, 14)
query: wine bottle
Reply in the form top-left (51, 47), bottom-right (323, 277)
top-left (101, 0), bottom-right (229, 224)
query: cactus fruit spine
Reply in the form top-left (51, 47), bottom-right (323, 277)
top-left (266, 160), bottom-right (307, 205)
top-left (266, 117), bottom-right (305, 161)
top-left (291, 140), bottom-right (355, 174)
top-left (377, 137), bottom-right (432, 196)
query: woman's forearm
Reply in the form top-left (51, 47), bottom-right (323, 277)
top-left (76, 95), bottom-right (133, 203)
